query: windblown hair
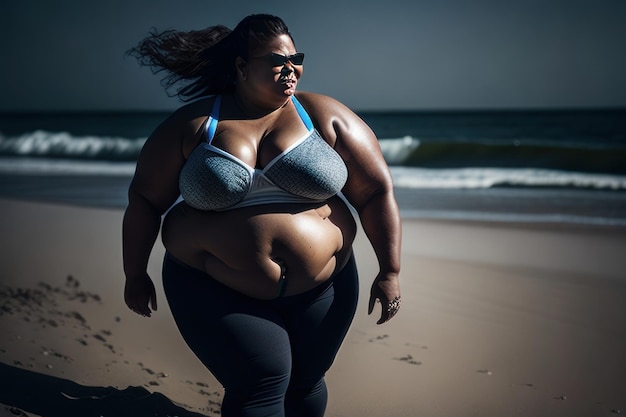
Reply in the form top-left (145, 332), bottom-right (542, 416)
top-left (127, 14), bottom-right (293, 101)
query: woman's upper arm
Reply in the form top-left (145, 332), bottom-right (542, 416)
top-left (129, 107), bottom-right (206, 213)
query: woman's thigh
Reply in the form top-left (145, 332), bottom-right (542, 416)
top-left (162, 255), bottom-right (292, 391)
top-left (281, 254), bottom-right (359, 386)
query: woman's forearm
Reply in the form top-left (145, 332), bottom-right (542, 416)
top-left (122, 192), bottom-right (162, 280)
top-left (358, 189), bottom-right (402, 276)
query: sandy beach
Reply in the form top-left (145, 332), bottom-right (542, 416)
top-left (1, 198), bottom-right (625, 416)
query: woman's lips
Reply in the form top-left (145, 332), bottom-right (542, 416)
top-left (280, 78), bottom-right (297, 94)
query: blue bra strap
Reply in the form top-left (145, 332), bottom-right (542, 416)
top-left (207, 95), bottom-right (221, 142)
top-left (291, 95), bottom-right (314, 131)
top-left (208, 95), bottom-right (311, 141)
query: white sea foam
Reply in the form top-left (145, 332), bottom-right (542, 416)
top-left (0, 130), bottom-right (146, 158)
top-left (1, 131), bottom-right (625, 192)
top-left (390, 166), bottom-right (626, 190)
top-left (378, 136), bottom-right (420, 164)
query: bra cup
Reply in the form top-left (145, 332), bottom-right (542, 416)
top-left (265, 131), bottom-right (348, 199)
top-left (179, 146), bottom-right (250, 210)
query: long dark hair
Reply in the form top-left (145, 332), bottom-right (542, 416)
top-left (127, 14), bottom-right (293, 101)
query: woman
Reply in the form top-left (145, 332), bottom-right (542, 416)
top-left (123, 14), bottom-right (401, 416)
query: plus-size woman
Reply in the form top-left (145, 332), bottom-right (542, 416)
top-left (123, 14), bottom-right (402, 417)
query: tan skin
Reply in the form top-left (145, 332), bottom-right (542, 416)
top-left (123, 34), bottom-right (401, 324)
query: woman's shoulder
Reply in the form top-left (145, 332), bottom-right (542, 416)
top-left (294, 91), bottom-right (344, 111)
top-left (295, 91), bottom-right (361, 121)
top-left (294, 91), bottom-right (367, 139)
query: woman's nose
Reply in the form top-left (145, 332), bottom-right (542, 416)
top-left (281, 64), bottom-right (294, 75)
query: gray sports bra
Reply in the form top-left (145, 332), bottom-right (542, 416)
top-left (179, 95), bottom-right (348, 211)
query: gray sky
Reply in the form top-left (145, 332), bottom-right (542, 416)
top-left (2, 0), bottom-right (625, 112)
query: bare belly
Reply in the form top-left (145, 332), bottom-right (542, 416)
top-left (161, 196), bottom-right (357, 299)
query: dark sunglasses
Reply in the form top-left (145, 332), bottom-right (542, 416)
top-left (251, 52), bottom-right (305, 66)
top-left (270, 52), bottom-right (304, 66)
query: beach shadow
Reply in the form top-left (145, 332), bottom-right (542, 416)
top-left (0, 362), bottom-right (207, 417)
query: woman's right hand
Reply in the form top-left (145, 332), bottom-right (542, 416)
top-left (124, 273), bottom-right (158, 317)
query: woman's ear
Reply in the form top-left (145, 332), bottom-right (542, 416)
top-left (235, 57), bottom-right (247, 80)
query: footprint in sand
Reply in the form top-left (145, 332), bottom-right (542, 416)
top-left (92, 334), bottom-right (107, 343)
top-left (41, 348), bottom-right (72, 363)
top-left (393, 354), bottom-right (422, 365)
top-left (368, 334), bottom-right (389, 343)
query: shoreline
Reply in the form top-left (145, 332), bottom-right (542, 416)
top-left (2, 162), bottom-right (626, 228)
top-left (1, 198), bottom-right (625, 416)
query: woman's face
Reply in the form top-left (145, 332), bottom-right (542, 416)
top-left (242, 34), bottom-right (304, 99)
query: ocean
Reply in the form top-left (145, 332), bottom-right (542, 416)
top-left (1, 108), bottom-right (625, 227)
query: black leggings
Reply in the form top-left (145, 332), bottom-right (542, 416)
top-left (162, 253), bottom-right (359, 417)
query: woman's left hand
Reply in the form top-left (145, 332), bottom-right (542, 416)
top-left (368, 272), bottom-right (401, 325)
top-left (124, 273), bottom-right (158, 317)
